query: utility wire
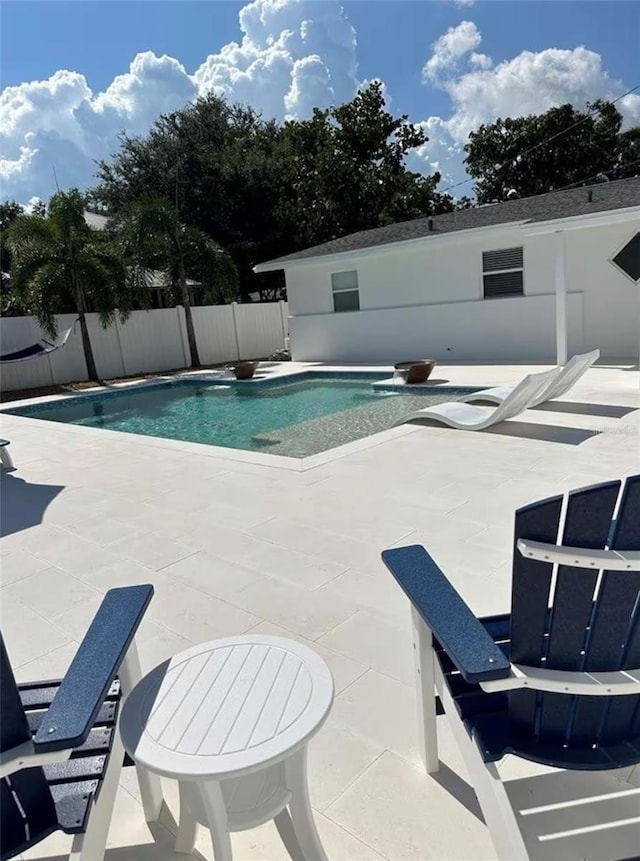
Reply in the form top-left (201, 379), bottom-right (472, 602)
top-left (440, 83), bottom-right (640, 194)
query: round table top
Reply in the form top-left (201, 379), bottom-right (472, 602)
top-left (119, 635), bottom-right (334, 780)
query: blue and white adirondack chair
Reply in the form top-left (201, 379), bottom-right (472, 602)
top-left (383, 475), bottom-right (640, 860)
top-left (1, 585), bottom-right (163, 861)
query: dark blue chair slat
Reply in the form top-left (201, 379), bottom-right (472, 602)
top-left (510, 493), bottom-right (563, 664)
top-left (610, 474), bottom-right (640, 551)
top-left (1, 636), bottom-right (57, 861)
top-left (26, 701), bottom-right (117, 735)
top-left (50, 779), bottom-right (98, 834)
top-left (508, 494), bottom-right (563, 737)
top-left (382, 545), bottom-right (511, 683)
top-left (18, 678), bottom-right (120, 710)
top-left (539, 481), bottom-right (620, 741)
top-left (1, 771), bottom-right (58, 861)
top-left (44, 755), bottom-right (108, 784)
top-left (33, 584), bottom-right (153, 753)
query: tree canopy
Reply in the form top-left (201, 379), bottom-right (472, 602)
top-left (464, 100), bottom-right (640, 203)
top-left (92, 83), bottom-right (452, 299)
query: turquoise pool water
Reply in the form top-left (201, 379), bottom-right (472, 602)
top-left (7, 373), bottom-right (478, 458)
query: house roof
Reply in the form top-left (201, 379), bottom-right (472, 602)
top-left (255, 176), bottom-right (640, 271)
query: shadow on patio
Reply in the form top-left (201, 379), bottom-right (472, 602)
top-left (481, 422), bottom-right (599, 445)
top-left (532, 401), bottom-right (637, 418)
top-left (0, 473), bottom-right (64, 537)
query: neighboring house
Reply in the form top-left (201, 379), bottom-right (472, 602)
top-left (254, 178), bottom-right (640, 364)
top-left (83, 211), bottom-right (202, 307)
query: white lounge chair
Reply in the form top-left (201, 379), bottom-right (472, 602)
top-left (458, 349), bottom-right (600, 407)
top-left (392, 368), bottom-right (558, 431)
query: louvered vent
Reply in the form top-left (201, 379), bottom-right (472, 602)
top-left (482, 247), bottom-right (523, 272)
top-left (483, 246), bottom-right (524, 297)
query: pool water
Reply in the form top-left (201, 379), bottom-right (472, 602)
top-left (7, 373), bottom-right (478, 458)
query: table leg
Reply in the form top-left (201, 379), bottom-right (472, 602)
top-left (275, 808), bottom-right (304, 861)
top-left (198, 779), bottom-right (233, 861)
top-left (286, 747), bottom-right (328, 861)
top-left (175, 782), bottom-right (198, 855)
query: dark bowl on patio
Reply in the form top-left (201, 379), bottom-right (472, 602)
top-left (394, 360), bottom-right (436, 384)
top-left (232, 361), bottom-right (260, 380)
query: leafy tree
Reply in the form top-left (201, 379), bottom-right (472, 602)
top-left (30, 198), bottom-right (47, 217)
top-left (114, 197), bottom-right (239, 367)
top-left (92, 85), bottom-right (451, 296)
top-left (464, 100), bottom-right (639, 203)
top-left (6, 189), bottom-right (131, 381)
top-left (1, 201), bottom-right (27, 314)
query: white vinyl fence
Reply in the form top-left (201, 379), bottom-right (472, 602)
top-left (0, 302), bottom-right (289, 392)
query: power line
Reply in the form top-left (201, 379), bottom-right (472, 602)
top-left (440, 83), bottom-right (640, 195)
top-left (550, 157), bottom-right (640, 194)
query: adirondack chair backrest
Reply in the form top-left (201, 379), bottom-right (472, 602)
top-left (508, 474), bottom-right (640, 761)
top-left (1, 635), bottom-right (58, 859)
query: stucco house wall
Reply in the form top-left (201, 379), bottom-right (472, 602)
top-left (283, 216), bottom-right (639, 363)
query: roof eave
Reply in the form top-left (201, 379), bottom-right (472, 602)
top-left (522, 204), bottom-right (640, 235)
top-left (253, 219), bottom-right (527, 273)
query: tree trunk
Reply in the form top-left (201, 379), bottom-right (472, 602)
top-left (72, 276), bottom-right (100, 382)
top-left (78, 310), bottom-right (99, 382)
top-left (179, 261), bottom-right (201, 368)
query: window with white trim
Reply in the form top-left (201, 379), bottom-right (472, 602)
top-left (482, 247), bottom-right (524, 298)
top-left (331, 270), bottom-right (360, 312)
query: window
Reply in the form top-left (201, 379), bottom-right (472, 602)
top-left (482, 247), bottom-right (524, 298)
top-left (331, 270), bottom-right (360, 312)
top-left (611, 232), bottom-right (640, 283)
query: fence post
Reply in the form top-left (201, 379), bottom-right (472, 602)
top-left (279, 300), bottom-right (288, 345)
top-left (231, 302), bottom-right (241, 361)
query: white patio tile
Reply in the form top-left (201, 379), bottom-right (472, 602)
top-left (148, 580), bottom-right (260, 642)
top-left (2, 566), bottom-right (102, 621)
top-left (108, 531), bottom-right (196, 571)
top-left (14, 640), bottom-right (80, 682)
top-left (319, 610), bottom-right (414, 686)
top-left (242, 542), bottom-right (348, 590)
top-left (331, 669), bottom-right (422, 765)
top-left (248, 620), bottom-right (368, 694)
top-left (308, 718), bottom-right (383, 812)
top-left (1, 594), bottom-right (72, 668)
top-left (32, 529), bottom-right (122, 577)
top-left (0, 548), bottom-right (51, 585)
top-left (84, 559), bottom-right (168, 593)
top-left (326, 751), bottom-right (496, 861)
top-left (161, 550), bottom-right (263, 599)
top-left (315, 565), bottom-right (410, 620)
top-left (229, 574), bottom-right (357, 640)
top-left (66, 515), bottom-right (148, 546)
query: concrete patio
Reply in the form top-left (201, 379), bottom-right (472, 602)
top-left (1, 361), bottom-right (639, 861)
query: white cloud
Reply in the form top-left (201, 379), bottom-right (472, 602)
top-left (415, 26), bottom-right (640, 192)
top-left (453, 0), bottom-right (476, 7)
top-left (1, 0), bottom-right (359, 201)
top-left (422, 21), bottom-right (481, 83)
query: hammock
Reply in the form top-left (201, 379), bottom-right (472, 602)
top-left (0, 321), bottom-right (77, 364)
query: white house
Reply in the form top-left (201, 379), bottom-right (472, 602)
top-left (254, 177), bottom-right (640, 365)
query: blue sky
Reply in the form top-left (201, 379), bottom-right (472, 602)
top-left (1, 1), bottom-right (639, 202)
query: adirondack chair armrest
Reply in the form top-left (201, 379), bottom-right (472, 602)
top-left (32, 584), bottom-right (153, 754)
top-left (382, 545), bottom-right (511, 684)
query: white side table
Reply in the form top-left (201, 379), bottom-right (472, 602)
top-left (120, 635), bottom-right (334, 861)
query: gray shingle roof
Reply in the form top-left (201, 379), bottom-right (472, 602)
top-left (255, 176), bottom-right (640, 270)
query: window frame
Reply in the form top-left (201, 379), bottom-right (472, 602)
top-left (331, 270), bottom-right (360, 313)
top-left (481, 246), bottom-right (525, 299)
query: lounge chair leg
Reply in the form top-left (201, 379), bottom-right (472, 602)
top-left (118, 639), bottom-right (164, 822)
top-left (412, 607), bottom-right (439, 773)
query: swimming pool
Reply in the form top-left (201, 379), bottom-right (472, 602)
top-left (6, 372), bottom-right (479, 458)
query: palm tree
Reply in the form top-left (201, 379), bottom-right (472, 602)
top-left (118, 198), bottom-right (239, 367)
top-left (7, 189), bottom-right (130, 381)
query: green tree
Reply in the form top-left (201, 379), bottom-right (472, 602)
top-left (6, 189), bottom-right (130, 381)
top-left (115, 197), bottom-right (239, 367)
top-left (274, 82), bottom-right (448, 248)
top-left (464, 100), bottom-right (639, 203)
top-left (92, 85), bottom-right (451, 296)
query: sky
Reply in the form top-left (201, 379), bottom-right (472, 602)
top-left (1, 0), bottom-right (639, 205)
